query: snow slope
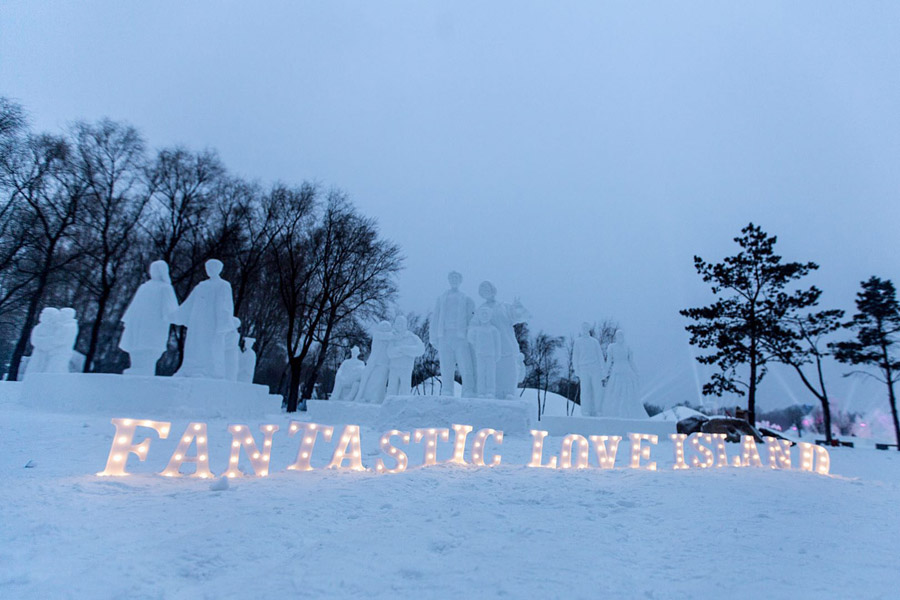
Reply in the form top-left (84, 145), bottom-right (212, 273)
top-left (2, 401), bottom-right (898, 599)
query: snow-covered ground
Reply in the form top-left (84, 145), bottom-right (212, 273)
top-left (2, 398), bottom-right (899, 599)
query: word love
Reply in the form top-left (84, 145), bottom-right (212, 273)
top-left (96, 418), bottom-right (832, 478)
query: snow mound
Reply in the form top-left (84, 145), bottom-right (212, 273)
top-left (377, 394), bottom-right (532, 434)
top-left (651, 405), bottom-right (706, 422)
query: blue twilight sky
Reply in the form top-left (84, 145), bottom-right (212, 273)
top-left (2, 1), bottom-right (898, 412)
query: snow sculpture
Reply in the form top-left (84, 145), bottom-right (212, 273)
top-left (603, 331), bottom-right (648, 418)
top-left (238, 337), bottom-right (257, 383)
top-left (467, 306), bottom-right (502, 397)
top-left (431, 271), bottom-right (476, 397)
top-left (477, 281), bottom-right (530, 399)
top-left (47, 307), bottom-right (78, 373)
top-left (386, 315), bottom-right (425, 396)
top-left (223, 317), bottom-right (242, 381)
top-left (119, 260), bottom-right (178, 376)
top-left (354, 320), bottom-right (394, 403)
top-left (331, 346), bottom-right (365, 401)
top-left (516, 352), bottom-right (526, 384)
top-left (24, 307), bottom-right (60, 376)
top-left (573, 322), bottom-right (606, 417)
top-left (170, 259), bottom-right (236, 379)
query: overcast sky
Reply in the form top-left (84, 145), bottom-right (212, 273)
top-left (3, 1), bottom-right (898, 413)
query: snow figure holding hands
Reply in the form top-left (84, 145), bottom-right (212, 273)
top-left (170, 259), bottom-right (236, 379)
top-left (355, 321), bottom-right (395, 404)
top-left (238, 337), bottom-right (257, 383)
top-left (331, 346), bottom-right (365, 401)
top-left (119, 260), bottom-right (178, 376)
top-left (573, 322), bottom-right (605, 416)
top-left (386, 315), bottom-right (425, 396)
top-left (603, 331), bottom-right (647, 418)
top-left (478, 281), bottom-right (530, 399)
top-left (24, 307), bottom-right (60, 376)
top-left (431, 270), bottom-right (476, 397)
top-left (467, 306), bottom-right (502, 397)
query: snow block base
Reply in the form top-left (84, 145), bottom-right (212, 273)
top-left (19, 373), bottom-right (280, 418)
top-left (305, 400), bottom-right (383, 425)
top-left (539, 416), bottom-right (676, 438)
top-left (377, 394), bottom-right (532, 435)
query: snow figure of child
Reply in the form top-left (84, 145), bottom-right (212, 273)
top-left (431, 270), bottom-right (476, 397)
top-left (331, 346), bottom-right (365, 401)
top-left (477, 281), bottom-right (530, 399)
top-left (386, 315), bottom-right (425, 397)
top-left (24, 307), bottom-right (60, 376)
top-left (573, 322), bottom-right (606, 417)
top-left (223, 317), bottom-right (242, 381)
top-left (467, 306), bottom-right (502, 397)
top-left (354, 321), bottom-right (394, 403)
top-left (47, 307), bottom-right (79, 373)
top-left (603, 331), bottom-right (647, 419)
top-left (170, 259), bottom-right (236, 379)
top-left (238, 337), bottom-right (257, 383)
top-left (119, 260), bottom-right (178, 376)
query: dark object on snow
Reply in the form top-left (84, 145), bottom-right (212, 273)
top-left (24, 460), bottom-right (36, 468)
top-left (676, 415), bottom-right (764, 443)
top-left (760, 428), bottom-right (796, 446)
top-left (815, 439), bottom-right (854, 448)
top-left (875, 443), bottom-right (899, 451)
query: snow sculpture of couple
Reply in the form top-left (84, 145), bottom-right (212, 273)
top-left (119, 259), bottom-right (255, 382)
top-left (573, 322), bottom-right (647, 419)
top-left (24, 307), bottom-right (79, 377)
top-left (431, 271), bottom-right (530, 400)
top-left (332, 315), bottom-right (425, 403)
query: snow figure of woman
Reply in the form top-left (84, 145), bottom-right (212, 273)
top-left (603, 331), bottom-right (647, 419)
top-left (169, 259), bottom-right (236, 379)
top-left (573, 322), bottom-right (606, 417)
top-left (24, 307), bottom-right (60, 376)
top-left (119, 260), bottom-right (179, 376)
top-left (354, 320), bottom-right (395, 403)
top-left (238, 337), bottom-right (257, 383)
top-left (467, 306), bottom-right (502, 397)
top-left (331, 346), bottom-right (365, 401)
top-left (386, 315), bottom-right (425, 396)
top-left (477, 281), bottom-right (530, 399)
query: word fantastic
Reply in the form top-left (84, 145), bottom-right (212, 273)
top-left (97, 419), bottom-right (832, 478)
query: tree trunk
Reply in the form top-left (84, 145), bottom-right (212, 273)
top-left (747, 352), bottom-right (757, 426)
top-left (286, 356), bottom-right (303, 412)
top-left (888, 381), bottom-right (899, 451)
top-left (82, 286), bottom-right (111, 373)
top-left (7, 265), bottom-right (52, 381)
top-left (821, 397), bottom-right (833, 445)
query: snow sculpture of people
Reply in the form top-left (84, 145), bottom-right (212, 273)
top-left (238, 337), bottom-right (257, 383)
top-left (119, 260), bottom-right (178, 376)
top-left (467, 306), bottom-right (502, 397)
top-left (223, 317), bottom-right (242, 381)
top-left (386, 315), bottom-right (425, 397)
top-left (24, 307), bottom-right (61, 376)
top-left (331, 346), bottom-right (366, 401)
top-left (169, 259), bottom-right (236, 379)
top-left (49, 308), bottom-right (78, 373)
top-left (603, 331), bottom-right (647, 419)
top-left (573, 322), bottom-right (606, 417)
top-left (477, 281), bottom-right (530, 399)
top-left (430, 270), bottom-right (476, 397)
top-left (354, 320), bottom-right (394, 403)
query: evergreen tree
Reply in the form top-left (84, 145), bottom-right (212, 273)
top-left (832, 277), bottom-right (900, 450)
top-left (680, 223), bottom-right (818, 425)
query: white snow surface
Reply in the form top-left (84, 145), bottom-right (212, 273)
top-left (2, 399), bottom-right (899, 599)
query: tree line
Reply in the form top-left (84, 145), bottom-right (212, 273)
top-left (682, 223), bottom-right (900, 448)
top-left (0, 98), bottom-right (402, 411)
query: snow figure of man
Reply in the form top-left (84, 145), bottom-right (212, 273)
top-left (354, 321), bottom-right (395, 403)
top-left (386, 315), bottom-right (425, 397)
top-left (431, 271), bottom-right (476, 397)
top-left (467, 306), bottom-right (502, 397)
top-left (24, 307), bottom-right (61, 376)
top-left (170, 259), bottom-right (236, 379)
top-left (573, 322), bottom-right (606, 416)
top-left (223, 317), bottom-right (242, 381)
top-left (603, 331), bottom-right (648, 419)
top-left (331, 346), bottom-right (366, 401)
top-left (119, 260), bottom-right (178, 376)
top-left (478, 281), bottom-right (530, 399)
top-left (238, 337), bottom-right (257, 383)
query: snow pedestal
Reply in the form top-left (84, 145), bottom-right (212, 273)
top-left (19, 373), bottom-right (280, 418)
top-left (305, 400), bottom-right (383, 425)
top-left (377, 395), bottom-right (532, 435)
top-left (539, 416), bottom-right (676, 438)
